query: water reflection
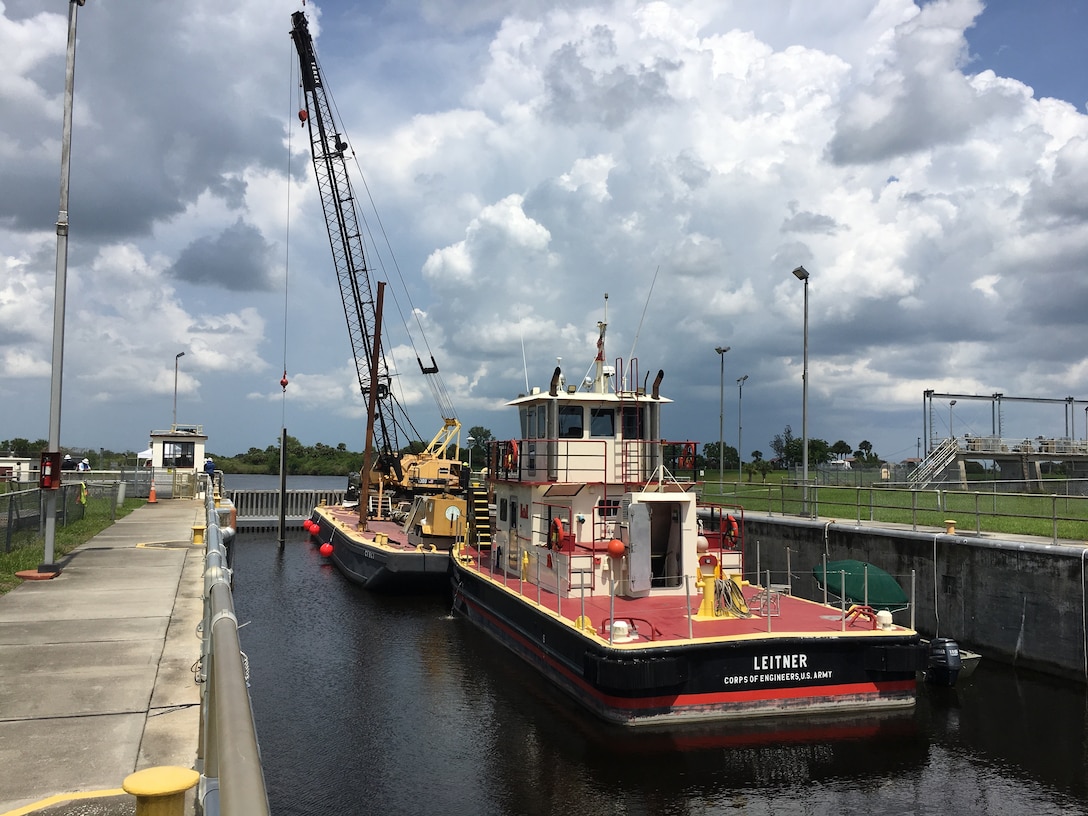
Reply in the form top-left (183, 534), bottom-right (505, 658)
top-left (232, 534), bottom-right (1087, 816)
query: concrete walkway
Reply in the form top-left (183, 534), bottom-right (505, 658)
top-left (0, 499), bottom-right (206, 816)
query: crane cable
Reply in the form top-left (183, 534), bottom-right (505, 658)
top-left (279, 41), bottom-right (299, 424)
top-left (320, 53), bottom-right (457, 423)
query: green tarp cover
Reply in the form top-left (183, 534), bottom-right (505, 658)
top-left (812, 559), bottom-right (909, 610)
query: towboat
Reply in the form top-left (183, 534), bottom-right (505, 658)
top-left (450, 319), bottom-right (928, 726)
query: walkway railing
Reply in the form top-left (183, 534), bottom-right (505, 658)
top-left (227, 488), bottom-right (346, 531)
top-left (709, 480), bottom-right (1088, 543)
top-left (197, 489), bottom-right (270, 816)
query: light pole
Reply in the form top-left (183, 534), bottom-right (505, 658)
top-left (466, 435), bottom-right (475, 470)
top-left (173, 351), bottom-right (185, 428)
top-left (42, 0), bottom-right (86, 573)
top-left (715, 346), bottom-right (729, 487)
top-left (737, 375), bottom-right (748, 484)
top-left (792, 266), bottom-right (809, 514)
top-left (949, 399), bottom-right (957, 439)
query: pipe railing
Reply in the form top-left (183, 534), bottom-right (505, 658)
top-left (197, 489), bottom-right (270, 816)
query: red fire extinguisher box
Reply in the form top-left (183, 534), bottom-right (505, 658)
top-left (40, 451), bottom-right (62, 490)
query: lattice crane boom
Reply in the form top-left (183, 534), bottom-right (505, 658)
top-left (290, 10), bottom-right (398, 456)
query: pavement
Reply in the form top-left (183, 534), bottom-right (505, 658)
top-left (0, 498), bottom-right (207, 816)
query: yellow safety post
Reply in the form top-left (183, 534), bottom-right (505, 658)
top-left (122, 766), bottom-right (199, 816)
top-left (521, 551), bottom-right (530, 581)
top-left (698, 571), bottom-right (716, 617)
top-left (694, 554), bottom-right (721, 619)
top-left (191, 525), bottom-right (206, 546)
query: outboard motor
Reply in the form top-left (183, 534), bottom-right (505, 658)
top-left (925, 637), bottom-right (962, 686)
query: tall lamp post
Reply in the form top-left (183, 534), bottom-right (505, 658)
top-left (792, 266), bottom-right (809, 514)
top-left (466, 435), bottom-right (475, 470)
top-left (42, 0), bottom-right (86, 574)
top-left (949, 399), bottom-right (956, 439)
top-left (737, 375), bottom-right (748, 483)
top-left (173, 351), bottom-right (185, 428)
top-left (715, 346), bottom-right (730, 488)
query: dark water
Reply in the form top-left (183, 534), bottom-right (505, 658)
top-left (231, 532), bottom-right (1088, 816)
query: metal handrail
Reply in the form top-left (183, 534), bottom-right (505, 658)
top-left (197, 490), bottom-right (270, 816)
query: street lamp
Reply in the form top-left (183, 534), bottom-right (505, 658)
top-left (42, 0), bottom-right (86, 574)
top-left (715, 346), bottom-right (730, 488)
top-left (466, 435), bottom-right (475, 470)
top-left (949, 399), bottom-right (957, 439)
top-left (792, 265), bottom-right (809, 514)
top-left (173, 352), bottom-right (185, 428)
top-left (737, 375), bottom-right (748, 484)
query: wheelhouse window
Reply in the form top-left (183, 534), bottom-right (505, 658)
top-left (589, 407), bottom-right (615, 437)
top-left (558, 405), bottom-right (583, 439)
top-left (519, 407), bottom-right (531, 439)
top-left (621, 406), bottom-right (644, 440)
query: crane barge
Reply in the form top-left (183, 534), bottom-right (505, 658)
top-left (291, 10), bottom-right (466, 589)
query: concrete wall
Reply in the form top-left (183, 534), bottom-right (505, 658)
top-left (742, 515), bottom-right (1088, 683)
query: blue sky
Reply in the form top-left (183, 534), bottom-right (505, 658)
top-left (2, 0), bottom-right (1087, 466)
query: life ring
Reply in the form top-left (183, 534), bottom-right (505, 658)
top-left (725, 514), bottom-right (739, 544)
top-left (548, 516), bottom-right (565, 550)
top-left (678, 441), bottom-right (696, 469)
top-left (503, 440), bottom-right (519, 471)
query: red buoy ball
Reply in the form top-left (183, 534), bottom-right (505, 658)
top-left (304, 520), bottom-right (315, 534)
top-left (606, 538), bottom-right (626, 558)
top-left (319, 542), bottom-right (333, 557)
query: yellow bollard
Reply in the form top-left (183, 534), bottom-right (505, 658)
top-left (122, 766), bottom-right (199, 816)
top-left (191, 525), bottom-right (206, 546)
top-left (944, 519), bottom-right (956, 535)
top-left (698, 572), bottom-right (716, 617)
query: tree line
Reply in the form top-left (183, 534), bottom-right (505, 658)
top-left (1, 423), bottom-right (881, 478)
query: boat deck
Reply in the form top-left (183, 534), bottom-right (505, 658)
top-left (458, 545), bottom-right (912, 645)
top-left (316, 503), bottom-right (418, 549)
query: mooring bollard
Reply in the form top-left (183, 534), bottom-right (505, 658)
top-left (944, 519), bottom-right (957, 535)
top-left (122, 766), bottom-right (199, 816)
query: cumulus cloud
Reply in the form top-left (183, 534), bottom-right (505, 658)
top-left (3, 0), bottom-right (1088, 460)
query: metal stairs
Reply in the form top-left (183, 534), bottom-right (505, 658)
top-left (908, 438), bottom-right (959, 489)
top-left (467, 480), bottom-right (492, 549)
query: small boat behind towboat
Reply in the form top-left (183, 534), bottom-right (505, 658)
top-left (450, 319), bottom-right (932, 726)
top-left (307, 491), bottom-right (465, 591)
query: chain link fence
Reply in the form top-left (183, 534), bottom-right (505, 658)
top-left (1, 481), bottom-right (126, 554)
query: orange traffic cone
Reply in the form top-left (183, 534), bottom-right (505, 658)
top-left (148, 480), bottom-right (158, 504)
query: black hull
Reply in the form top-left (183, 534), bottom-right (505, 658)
top-left (310, 515), bottom-right (449, 592)
top-left (451, 562), bottom-right (923, 726)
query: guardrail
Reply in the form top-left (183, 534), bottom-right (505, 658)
top-left (227, 489), bottom-right (347, 530)
top-left (707, 480), bottom-right (1088, 543)
top-left (197, 490), bottom-right (270, 816)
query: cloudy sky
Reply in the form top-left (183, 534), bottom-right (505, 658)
top-left (3, 0), bottom-right (1087, 465)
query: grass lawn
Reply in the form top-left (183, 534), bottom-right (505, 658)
top-left (701, 472), bottom-right (1088, 541)
top-left (0, 496), bottom-right (144, 596)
